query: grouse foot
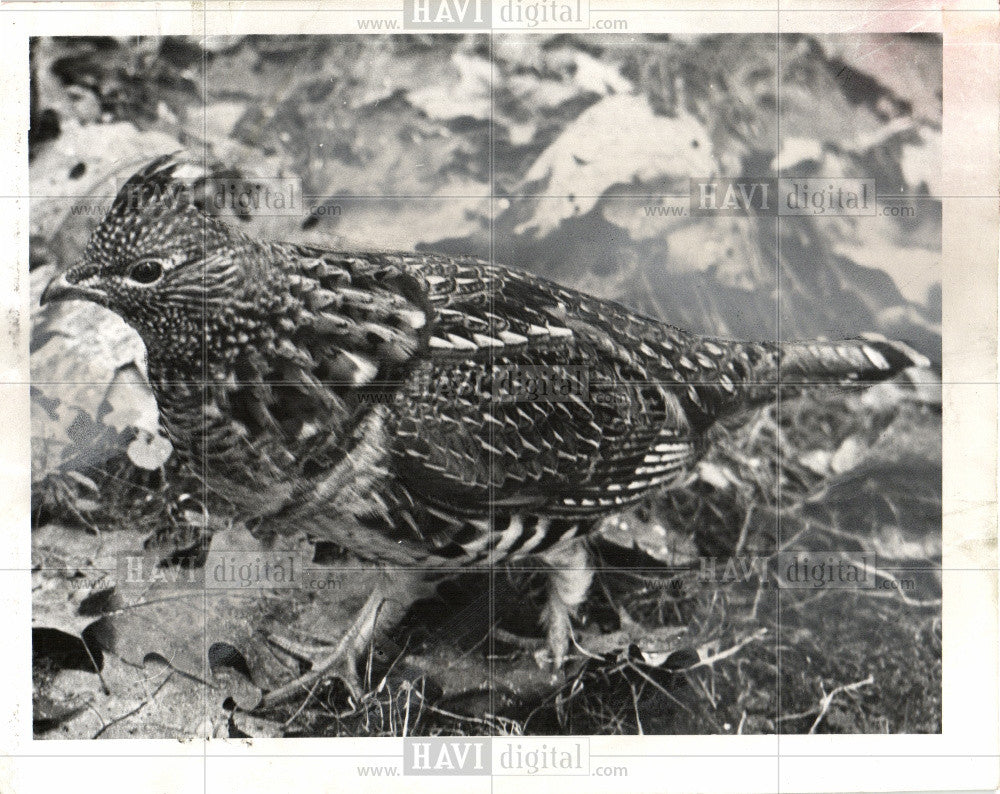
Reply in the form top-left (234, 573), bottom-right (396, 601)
top-left (258, 570), bottom-right (427, 709)
top-left (498, 541), bottom-right (595, 669)
top-left (538, 540), bottom-right (594, 667)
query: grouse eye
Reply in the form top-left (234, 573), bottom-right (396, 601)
top-left (128, 258), bottom-right (164, 285)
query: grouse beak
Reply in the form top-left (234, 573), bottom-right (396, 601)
top-left (40, 265), bottom-right (106, 307)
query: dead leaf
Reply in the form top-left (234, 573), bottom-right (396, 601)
top-left (407, 52), bottom-right (492, 121)
top-left (126, 431), bottom-right (173, 471)
top-left (799, 449), bottom-right (833, 477)
top-left (514, 95), bottom-right (715, 236)
top-left (831, 435), bottom-right (866, 474)
top-left (816, 34), bottom-right (942, 125)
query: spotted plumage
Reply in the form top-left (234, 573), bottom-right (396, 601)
top-left (42, 155), bottom-right (930, 680)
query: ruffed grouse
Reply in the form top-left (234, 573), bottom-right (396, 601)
top-left (42, 155), bottom-right (929, 705)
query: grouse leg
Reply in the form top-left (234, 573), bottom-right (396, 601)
top-left (259, 568), bottom-right (427, 709)
top-left (537, 540), bottom-right (594, 668)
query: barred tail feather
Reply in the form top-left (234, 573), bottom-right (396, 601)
top-left (674, 333), bottom-right (930, 425)
top-left (777, 334), bottom-right (931, 385)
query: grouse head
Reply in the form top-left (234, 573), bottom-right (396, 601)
top-left (41, 155), bottom-right (280, 372)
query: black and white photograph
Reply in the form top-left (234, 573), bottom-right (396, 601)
top-left (6, 3), bottom-right (999, 792)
